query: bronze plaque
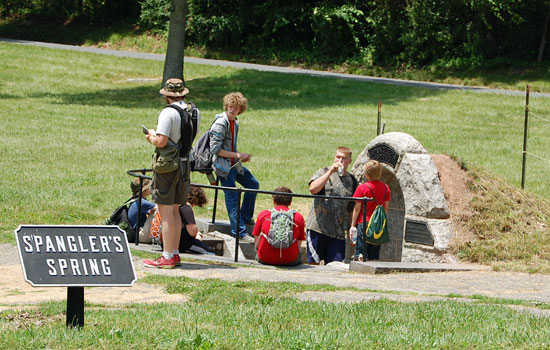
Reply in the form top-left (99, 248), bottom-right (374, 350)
top-left (368, 144), bottom-right (399, 168)
top-left (404, 220), bottom-right (434, 246)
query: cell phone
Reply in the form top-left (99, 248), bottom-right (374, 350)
top-left (141, 125), bottom-right (149, 134)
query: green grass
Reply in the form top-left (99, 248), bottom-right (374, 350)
top-left (1, 276), bottom-right (550, 349)
top-left (1, 41), bottom-right (550, 273)
top-left (1, 19), bottom-right (550, 93)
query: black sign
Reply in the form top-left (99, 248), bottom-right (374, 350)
top-left (368, 144), bottom-right (399, 168)
top-left (404, 220), bottom-right (434, 246)
top-left (15, 225), bottom-right (136, 287)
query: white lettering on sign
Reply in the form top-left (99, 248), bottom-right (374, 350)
top-left (21, 235), bottom-right (125, 254)
top-left (100, 236), bottom-right (111, 252)
top-left (33, 235), bottom-right (43, 252)
top-left (46, 258), bottom-right (112, 276)
top-left (89, 236), bottom-right (99, 252)
top-left (45, 236), bottom-right (55, 252)
top-left (23, 236), bottom-right (33, 252)
top-left (113, 236), bottom-right (123, 252)
top-left (67, 236), bottom-right (77, 252)
top-left (78, 236), bottom-right (89, 253)
top-left (55, 235), bottom-right (66, 252)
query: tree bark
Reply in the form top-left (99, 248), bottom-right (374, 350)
top-left (162, 0), bottom-right (188, 85)
top-left (538, 11), bottom-right (550, 62)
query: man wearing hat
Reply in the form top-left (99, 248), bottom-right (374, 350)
top-left (143, 78), bottom-right (201, 269)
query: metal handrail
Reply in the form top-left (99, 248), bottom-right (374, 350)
top-left (127, 169), bottom-right (373, 262)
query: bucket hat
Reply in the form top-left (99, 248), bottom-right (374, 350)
top-left (131, 178), bottom-right (152, 195)
top-left (159, 78), bottom-right (189, 97)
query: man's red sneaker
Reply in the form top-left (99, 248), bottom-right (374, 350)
top-left (174, 254), bottom-right (181, 266)
top-left (143, 256), bottom-right (175, 269)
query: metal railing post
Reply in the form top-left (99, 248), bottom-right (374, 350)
top-left (521, 85), bottom-right (530, 189)
top-left (234, 189), bottom-right (242, 262)
top-left (211, 175), bottom-right (219, 223)
top-left (377, 101), bottom-right (382, 136)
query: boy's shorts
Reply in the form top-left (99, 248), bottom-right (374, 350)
top-left (151, 161), bottom-right (190, 205)
top-left (306, 229), bottom-right (345, 264)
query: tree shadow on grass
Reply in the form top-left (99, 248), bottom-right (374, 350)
top-left (29, 68), bottom-right (446, 112)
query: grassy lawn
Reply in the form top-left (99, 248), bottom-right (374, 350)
top-left (1, 42), bottom-right (550, 348)
top-left (1, 20), bottom-right (550, 93)
top-left (1, 277), bottom-right (549, 349)
top-left (1, 41), bottom-right (549, 272)
top-left (1, 41), bottom-right (549, 239)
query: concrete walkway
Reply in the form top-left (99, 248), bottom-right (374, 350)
top-left (2, 38), bottom-right (549, 98)
top-left (2, 243), bottom-right (549, 317)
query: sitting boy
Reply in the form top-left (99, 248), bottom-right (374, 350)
top-left (128, 177), bottom-right (156, 235)
top-left (177, 186), bottom-right (214, 257)
top-left (252, 187), bottom-right (305, 266)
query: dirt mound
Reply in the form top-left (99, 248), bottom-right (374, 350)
top-left (431, 154), bottom-right (476, 245)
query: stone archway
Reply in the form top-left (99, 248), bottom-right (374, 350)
top-left (351, 132), bottom-right (454, 262)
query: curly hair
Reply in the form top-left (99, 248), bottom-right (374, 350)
top-left (272, 186), bottom-right (293, 206)
top-left (223, 92), bottom-right (248, 115)
top-left (188, 186), bottom-right (208, 207)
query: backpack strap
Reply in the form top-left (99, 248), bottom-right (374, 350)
top-left (165, 103), bottom-right (198, 157)
top-left (366, 182), bottom-right (386, 206)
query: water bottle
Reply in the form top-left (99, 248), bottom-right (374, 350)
top-left (350, 227), bottom-right (357, 244)
top-left (338, 165), bottom-right (344, 176)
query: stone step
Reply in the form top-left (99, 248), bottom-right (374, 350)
top-left (350, 261), bottom-right (484, 274)
top-left (195, 217), bottom-right (254, 236)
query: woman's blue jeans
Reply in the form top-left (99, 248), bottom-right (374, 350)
top-left (219, 167), bottom-right (259, 238)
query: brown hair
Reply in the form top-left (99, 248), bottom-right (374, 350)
top-left (364, 159), bottom-right (382, 181)
top-left (336, 146), bottom-right (352, 158)
top-left (272, 186), bottom-right (293, 206)
top-left (223, 92), bottom-right (248, 115)
top-left (188, 186), bottom-right (208, 207)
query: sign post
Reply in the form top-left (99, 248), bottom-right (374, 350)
top-left (15, 225), bottom-right (137, 328)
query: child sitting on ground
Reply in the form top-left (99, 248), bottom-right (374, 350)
top-left (252, 187), bottom-right (305, 266)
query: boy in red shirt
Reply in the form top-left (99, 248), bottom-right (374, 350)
top-left (350, 160), bottom-right (391, 261)
top-left (252, 187), bottom-right (306, 266)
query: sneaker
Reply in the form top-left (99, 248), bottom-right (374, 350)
top-left (174, 254), bottom-right (181, 266)
top-left (239, 234), bottom-right (255, 243)
top-left (143, 256), bottom-right (175, 269)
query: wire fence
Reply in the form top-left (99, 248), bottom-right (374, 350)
top-left (522, 86), bottom-right (550, 189)
top-left (127, 168), bottom-right (373, 262)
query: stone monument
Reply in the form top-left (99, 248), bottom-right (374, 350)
top-left (351, 132), bottom-right (455, 263)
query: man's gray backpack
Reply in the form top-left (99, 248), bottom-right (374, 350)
top-left (262, 209), bottom-right (297, 255)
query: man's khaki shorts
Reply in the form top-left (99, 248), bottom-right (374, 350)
top-left (151, 161), bottom-right (190, 205)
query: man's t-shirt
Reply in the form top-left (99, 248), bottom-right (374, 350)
top-left (352, 180), bottom-right (391, 224)
top-left (156, 100), bottom-right (201, 143)
top-left (252, 205), bottom-right (305, 265)
top-left (305, 168), bottom-right (357, 239)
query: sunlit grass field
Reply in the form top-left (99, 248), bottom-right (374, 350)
top-left (1, 41), bottom-right (549, 243)
top-left (1, 41), bottom-right (550, 350)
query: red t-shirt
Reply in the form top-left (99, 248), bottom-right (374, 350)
top-left (353, 180), bottom-right (390, 224)
top-left (252, 205), bottom-right (306, 265)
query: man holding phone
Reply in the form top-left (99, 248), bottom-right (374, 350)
top-left (142, 78), bottom-right (201, 269)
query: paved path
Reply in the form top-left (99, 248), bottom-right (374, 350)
top-left (3, 244), bottom-right (549, 315)
top-left (2, 38), bottom-right (549, 98)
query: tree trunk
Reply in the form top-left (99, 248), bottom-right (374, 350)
top-left (538, 11), bottom-right (550, 62)
top-left (162, 0), bottom-right (188, 85)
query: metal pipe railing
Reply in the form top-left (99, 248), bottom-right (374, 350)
top-left (127, 169), bottom-right (373, 262)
